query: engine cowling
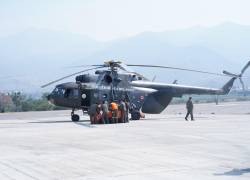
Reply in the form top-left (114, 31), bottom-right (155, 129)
top-left (76, 74), bottom-right (93, 83)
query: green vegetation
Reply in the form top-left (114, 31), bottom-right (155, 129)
top-left (0, 92), bottom-right (66, 113)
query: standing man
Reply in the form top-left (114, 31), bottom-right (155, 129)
top-left (88, 103), bottom-right (98, 124)
top-left (101, 101), bottom-right (109, 124)
top-left (96, 102), bottom-right (102, 124)
top-left (110, 102), bottom-right (118, 123)
top-left (124, 100), bottom-right (130, 123)
top-left (119, 100), bottom-right (126, 123)
top-left (185, 97), bottom-right (194, 121)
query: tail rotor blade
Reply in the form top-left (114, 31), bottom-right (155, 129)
top-left (239, 77), bottom-right (246, 95)
top-left (241, 61), bottom-right (250, 75)
top-left (222, 70), bottom-right (238, 77)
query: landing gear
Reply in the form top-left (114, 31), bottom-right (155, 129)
top-left (131, 110), bottom-right (141, 120)
top-left (72, 114), bottom-right (80, 122)
top-left (71, 108), bottom-right (80, 122)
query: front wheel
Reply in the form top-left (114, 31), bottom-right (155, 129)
top-left (71, 114), bottom-right (80, 122)
top-left (131, 111), bottom-right (141, 120)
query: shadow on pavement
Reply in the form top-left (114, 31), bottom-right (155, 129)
top-left (73, 122), bottom-right (96, 128)
top-left (29, 120), bottom-right (89, 124)
top-left (214, 168), bottom-right (250, 176)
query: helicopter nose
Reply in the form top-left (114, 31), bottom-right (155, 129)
top-left (47, 94), bottom-right (55, 104)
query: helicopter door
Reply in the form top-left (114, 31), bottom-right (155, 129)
top-left (81, 89), bottom-right (91, 107)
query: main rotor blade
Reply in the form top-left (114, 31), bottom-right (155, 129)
top-left (117, 63), bottom-right (135, 72)
top-left (126, 64), bottom-right (228, 77)
top-left (222, 70), bottom-right (238, 77)
top-left (66, 65), bottom-right (104, 68)
top-left (41, 67), bottom-right (103, 88)
top-left (241, 61), bottom-right (250, 75)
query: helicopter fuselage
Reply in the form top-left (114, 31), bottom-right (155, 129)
top-left (47, 71), bottom-right (151, 113)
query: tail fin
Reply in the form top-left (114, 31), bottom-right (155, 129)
top-left (221, 77), bottom-right (237, 95)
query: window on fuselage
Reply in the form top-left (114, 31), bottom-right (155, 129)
top-left (64, 88), bottom-right (79, 98)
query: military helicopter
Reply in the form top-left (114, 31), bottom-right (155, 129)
top-left (42, 60), bottom-right (250, 121)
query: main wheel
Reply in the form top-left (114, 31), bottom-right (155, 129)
top-left (71, 114), bottom-right (80, 122)
top-left (131, 111), bottom-right (141, 120)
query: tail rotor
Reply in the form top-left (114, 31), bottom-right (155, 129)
top-left (223, 61), bottom-right (250, 95)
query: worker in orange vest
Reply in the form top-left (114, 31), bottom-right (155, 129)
top-left (110, 102), bottom-right (118, 123)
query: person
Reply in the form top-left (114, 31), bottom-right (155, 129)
top-left (185, 97), bottom-right (194, 121)
top-left (124, 100), bottom-right (130, 123)
top-left (88, 103), bottom-right (98, 124)
top-left (101, 101), bottom-right (109, 124)
top-left (96, 102), bottom-right (102, 124)
top-left (118, 100), bottom-right (126, 123)
top-left (110, 102), bottom-right (118, 123)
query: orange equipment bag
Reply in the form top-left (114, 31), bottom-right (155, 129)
top-left (108, 111), bottom-right (112, 118)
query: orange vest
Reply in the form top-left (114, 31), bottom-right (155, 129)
top-left (110, 102), bottom-right (118, 110)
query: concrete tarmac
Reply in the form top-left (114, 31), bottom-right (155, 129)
top-left (0, 101), bottom-right (250, 180)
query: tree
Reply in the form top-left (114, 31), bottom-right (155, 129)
top-left (0, 93), bottom-right (14, 112)
top-left (10, 92), bottom-right (25, 112)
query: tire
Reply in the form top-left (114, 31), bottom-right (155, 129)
top-left (131, 111), bottom-right (140, 120)
top-left (71, 114), bottom-right (80, 122)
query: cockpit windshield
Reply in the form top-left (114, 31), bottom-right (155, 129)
top-left (52, 87), bottom-right (65, 96)
top-left (52, 87), bottom-right (79, 98)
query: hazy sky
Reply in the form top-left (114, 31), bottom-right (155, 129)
top-left (1, 0), bottom-right (250, 41)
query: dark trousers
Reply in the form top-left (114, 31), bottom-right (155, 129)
top-left (102, 113), bottom-right (109, 124)
top-left (111, 110), bottom-right (118, 123)
top-left (125, 111), bottom-right (129, 122)
top-left (90, 114), bottom-right (96, 124)
top-left (185, 109), bottom-right (194, 120)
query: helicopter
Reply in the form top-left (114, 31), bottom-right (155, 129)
top-left (41, 60), bottom-right (250, 121)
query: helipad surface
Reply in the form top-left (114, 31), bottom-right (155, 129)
top-left (0, 101), bottom-right (250, 180)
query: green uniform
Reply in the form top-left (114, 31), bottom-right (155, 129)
top-left (185, 99), bottom-right (194, 120)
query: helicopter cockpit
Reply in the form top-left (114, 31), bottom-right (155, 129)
top-left (48, 82), bottom-right (81, 108)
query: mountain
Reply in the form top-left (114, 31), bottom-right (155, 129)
top-left (154, 22), bottom-right (250, 63)
top-left (0, 23), bottom-right (250, 93)
top-left (76, 23), bottom-right (250, 87)
top-left (0, 29), bottom-right (104, 92)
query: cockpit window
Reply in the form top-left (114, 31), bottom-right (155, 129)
top-left (64, 88), bottom-right (79, 98)
top-left (52, 87), bottom-right (79, 98)
top-left (52, 87), bottom-right (65, 96)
